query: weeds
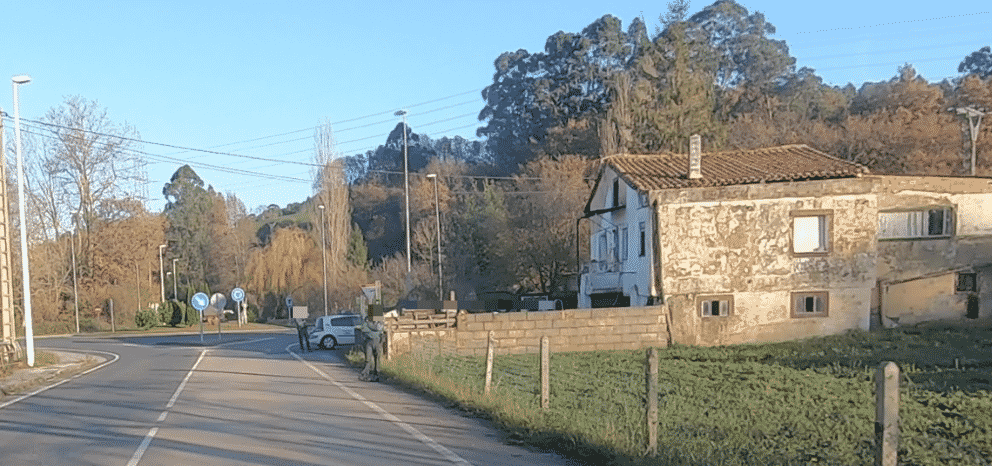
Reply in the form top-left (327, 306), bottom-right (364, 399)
top-left (381, 320), bottom-right (992, 465)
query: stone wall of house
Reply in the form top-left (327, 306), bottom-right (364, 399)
top-left (872, 175), bottom-right (992, 322)
top-left (653, 178), bottom-right (878, 345)
top-left (385, 306), bottom-right (669, 358)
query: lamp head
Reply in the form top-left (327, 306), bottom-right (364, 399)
top-left (426, 173), bottom-right (437, 179)
top-left (318, 204), bottom-right (325, 209)
top-left (12, 75), bottom-right (31, 85)
top-left (394, 109), bottom-right (408, 117)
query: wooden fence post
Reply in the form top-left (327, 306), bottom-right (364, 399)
top-left (541, 335), bottom-right (550, 410)
top-left (876, 361), bottom-right (899, 466)
top-left (646, 347), bottom-right (658, 455)
top-left (485, 331), bottom-right (495, 394)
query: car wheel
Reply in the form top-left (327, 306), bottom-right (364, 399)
top-left (321, 335), bottom-right (337, 350)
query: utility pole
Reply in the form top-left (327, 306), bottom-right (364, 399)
top-left (951, 106), bottom-right (986, 176)
top-left (0, 111), bottom-right (20, 361)
top-left (395, 110), bottom-right (411, 273)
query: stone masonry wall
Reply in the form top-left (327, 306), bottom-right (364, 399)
top-left (386, 306), bottom-right (669, 358)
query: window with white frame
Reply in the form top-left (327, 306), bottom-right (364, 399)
top-left (621, 227), bottom-right (629, 261)
top-left (698, 295), bottom-right (733, 317)
top-left (791, 211), bottom-right (831, 255)
top-left (879, 208), bottom-right (953, 239)
top-left (598, 233), bottom-right (607, 262)
top-left (638, 222), bottom-right (646, 257)
top-left (791, 291), bottom-right (828, 317)
top-left (611, 229), bottom-right (620, 262)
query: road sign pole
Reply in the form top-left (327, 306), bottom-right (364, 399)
top-left (199, 310), bottom-right (203, 343)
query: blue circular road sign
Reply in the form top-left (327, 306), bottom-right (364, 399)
top-left (191, 292), bottom-right (209, 311)
top-left (231, 287), bottom-right (245, 303)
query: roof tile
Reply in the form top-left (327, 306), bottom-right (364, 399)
top-left (604, 144), bottom-right (868, 191)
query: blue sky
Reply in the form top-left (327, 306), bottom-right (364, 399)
top-left (3, 1), bottom-right (989, 213)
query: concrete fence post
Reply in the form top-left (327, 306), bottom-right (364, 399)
top-left (540, 335), bottom-right (550, 410)
top-left (485, 331), bottom-right (495, 394)
top-left (646, 347), bottom-right (658, 455)
top-left (875, 361), bottom-right (899, 466)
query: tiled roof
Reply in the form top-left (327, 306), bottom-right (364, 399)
top-left (604, 144), bottom-right (869, 191)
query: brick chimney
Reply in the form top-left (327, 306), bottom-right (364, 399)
top-left (688, 134), bottom-right (702, 179)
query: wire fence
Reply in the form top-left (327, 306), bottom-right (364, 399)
top-left (385, 330), bottom-right (971, 465)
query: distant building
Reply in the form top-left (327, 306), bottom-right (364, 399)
top-left (580, 135), bottom-right (992, 345)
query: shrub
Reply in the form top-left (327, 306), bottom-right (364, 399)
top-left (134, 308), bottom-right (159, 329)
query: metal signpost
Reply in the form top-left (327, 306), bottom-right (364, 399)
top-left (231, 287), bottom-right (245, 327)
top-left (210, 293), bottom-right (227, 339)
top-left (191, 292), bottom-right (209, 343)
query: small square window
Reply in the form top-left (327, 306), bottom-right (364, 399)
top-left (791, 211), bottom-right (831, 256)
top-left (957, 273), bottom-right (978, 292)
top-left (698, 295), bottom-right (733, 317)
top-left (791, 291), bottom-right (829, 318)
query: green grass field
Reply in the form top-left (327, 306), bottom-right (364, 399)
top-left (378, 320), bottom-right (992, 465)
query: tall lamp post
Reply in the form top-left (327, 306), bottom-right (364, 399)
top-left (318, 204), bottom-right (328, 316)
top-left (426, 174), bottom-right (443, 300)
top-left (394, 109), bottom-right (411, 273)
top-left (158, 244), bottom-right (166, 303)
top-left (70, 213), bottom-right (80, 333)
top-left (171, 258), bottom-right (178, 300)
top-left (950, 106), bottom-right (986, 176)
top-left (12, 75), bottom-right (34, 366)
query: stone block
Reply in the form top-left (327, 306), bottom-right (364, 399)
top-left (534, 320), bottom-right (553, 329)
top-left (591, 308), bottom-right (621, 319)
top-left (462, 322), bottom-right (484, 332)
top-left (570, 309), bottom-right (593, 320)
top-left (473, 313), bottom-right (495, 322)
top-left (509, 320), bottom-right (536, 330)
top-left (526, 311), bottom-right (552, 320)
top-left (552, 318), bottom-right (578, 329)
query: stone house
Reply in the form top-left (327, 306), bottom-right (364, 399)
top-left (579, 136), bottom-right (992, 345)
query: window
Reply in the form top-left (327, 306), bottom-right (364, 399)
top-left (621, 227), bottom-right (629, 261)
top-left (611, 229), bottom-right (620, 262)
top-left (598, 234), bottom-right (608, 261)
top-left (639, 191), bottom-right (649, 208)
top-left (612, 179), bottom-right (622, 207)
top-left (638, 222), bottom-right (646, 257)
top-left (879, 208), bottom-right (953, 239)
top-left (957, 272), bottom-right (978, 292)
top-left (791, 211), bottom-right (831, 255)
top-left (791, 291), bottom-right (829, 317)
top-left (698, 295), bottom-right (733, 317)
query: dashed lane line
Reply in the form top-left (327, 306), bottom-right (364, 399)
top-left (126, 349), bottom-right (208, 466)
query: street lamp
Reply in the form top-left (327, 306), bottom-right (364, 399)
top-left (426, 174), bottom-right (443, 300)
top-left (318, 204), bottom-right (328, 316)
top-left (394, 109), bottom-right (411, 273)
top-left (950, 106), bottom-right (986, 176)
top-left (12, 74), bottom-right (34, 366)
top-left (171, 258), bottom-right (178, 300)
top-left (70, 212), bottom-right (80, 333)
top-left (158, 244), bottom-right (166, 303)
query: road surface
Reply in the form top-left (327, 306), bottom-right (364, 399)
top-left (0, 331), bottom-right (579, 465)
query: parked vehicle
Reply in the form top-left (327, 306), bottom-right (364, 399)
top-left (308, 314), bottom-right (361, 349)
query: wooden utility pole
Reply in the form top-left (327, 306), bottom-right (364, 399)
top-left (0, 113), bottom-right (21, 362)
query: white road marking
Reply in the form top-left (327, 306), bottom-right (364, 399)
top-left (0, 349), bottom-right (120, 409)
top-left (287, 345), bottom-right (473, 466)
top-left (215, 337), bottom-right (274, 348)
top-left (126, 349), bottom-right (207, 466)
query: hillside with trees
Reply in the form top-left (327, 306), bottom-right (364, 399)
top-left (5, 0), bottom-right (991, 330)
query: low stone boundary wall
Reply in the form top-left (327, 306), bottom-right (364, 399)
top-left (386, 305), bottom-right (669, 357)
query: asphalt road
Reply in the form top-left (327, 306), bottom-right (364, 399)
top-left (0, 331), bottom-right (579, 465)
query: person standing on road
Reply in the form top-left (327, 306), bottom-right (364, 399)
top-left (357, 317), bottom-right (384, 382)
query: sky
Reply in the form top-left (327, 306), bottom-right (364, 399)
top-left (2, 1), bottom-right (989, 213)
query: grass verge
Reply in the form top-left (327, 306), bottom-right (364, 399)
top-left (373, 320), bottom-right (992, 465)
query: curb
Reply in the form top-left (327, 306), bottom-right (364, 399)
top-left (0, 349), bottom-right (111, 399)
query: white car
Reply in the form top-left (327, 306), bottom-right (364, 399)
top-left (308, 314), bottom-right (361, 349)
